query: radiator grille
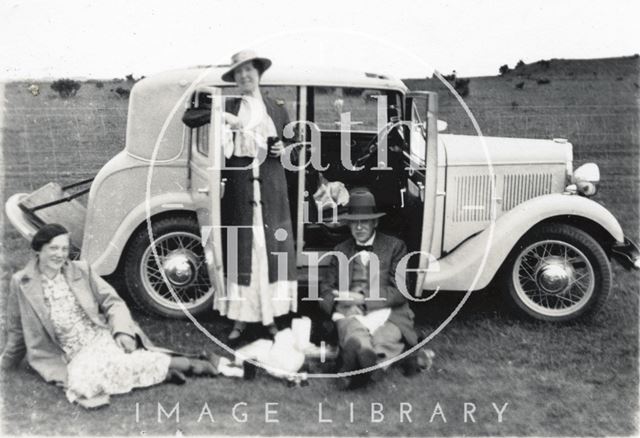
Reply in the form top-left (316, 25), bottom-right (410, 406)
top-left (502, 173), bottom-right (553, 210)
top-left (454, 175), bottom-right (495, 222)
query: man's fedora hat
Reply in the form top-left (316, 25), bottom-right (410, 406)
top-left (221, 49), bottom-right (272, 83)
top-left (339, 187), bottom-right (386, 221)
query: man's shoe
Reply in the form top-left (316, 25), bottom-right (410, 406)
top-left (401, 353), bottom-right (421, 377)
top-left (339, 338), bottom-right (361, 373)
top-left (356, 346), bottom-right (377, 370)
top-left (347, 372), bottom-right (370, 389)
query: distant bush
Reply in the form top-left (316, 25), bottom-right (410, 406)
top-left (453, 78), bottom-right (470, 97)
top-left (515, 81), bottom-right (525, 90)
top-left (443, 72), bottom-right (457, 82)
top-left (441, 71), bottom-right (469, 97)
top-left (536, 78), bottom-right (551, 85)
top-left (515, 60), bottom-right (525, 69)
top-left (113, 87), bottom-right (131, 98)
top-left (50, 78), bottom-right (81, 98)
top-left (125, 73), bottom-right (145, 83)
top-left (95, 81), bottom-right (104, 89)
top-left (499, 64), bottom-right (510, 76)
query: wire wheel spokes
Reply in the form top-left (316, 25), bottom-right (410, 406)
top-left (141, 231), bottom-right (213, 310)
top-left (513, 239), bottom-right (595, 317)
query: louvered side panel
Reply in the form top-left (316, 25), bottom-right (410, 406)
top-left (502, 173), bottom-right (553, 211)
top-left (454, 174), bottom-right (494, 222)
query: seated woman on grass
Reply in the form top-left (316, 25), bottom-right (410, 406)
top-left (0, 224), bottom-right (249, 408)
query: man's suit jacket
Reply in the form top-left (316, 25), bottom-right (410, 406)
top-left (0, 258), bottom-right (165, 385)
top-left (319, 232), bottom-right (418, 346)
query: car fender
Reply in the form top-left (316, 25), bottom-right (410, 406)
top-left (85, 192), bottom-right (195, 276)
top-left (422, 193), bottom-right (624, 292)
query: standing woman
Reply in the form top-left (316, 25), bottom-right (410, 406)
top-left (183, 50), bottom-right (297, 344)
top-left (0, 224), bottom-right (246, 408)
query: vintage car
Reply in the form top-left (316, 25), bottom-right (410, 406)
top-left (6, 64), bottom-right (639, 323)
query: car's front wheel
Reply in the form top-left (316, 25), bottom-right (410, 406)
top-left (123, 216), bottom-right (214, 318)
top-left (502, 223), bottom-right (612, 322)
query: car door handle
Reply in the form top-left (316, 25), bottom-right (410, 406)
top-left (417, 181), bottom-right (425, 202)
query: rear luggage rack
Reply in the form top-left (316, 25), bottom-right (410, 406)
top-left (18, 178), bottom-right (93, 255)
top-left (22, 177), bottom-right (93, 214)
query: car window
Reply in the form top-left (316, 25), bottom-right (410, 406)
top-left (192, 123), bottom-right (210, 156)
top-left (313, 87), bottom-right (400, 132)
top-left (409, 100), bottom-right (427, 164)
top-left (188, 91), bottom-right (212, 157)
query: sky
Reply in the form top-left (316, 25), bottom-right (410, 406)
top-left (0, 0), bottom-right (637, 80)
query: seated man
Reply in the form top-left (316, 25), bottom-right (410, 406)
top-left (319, 187), bottom-right (430, 389)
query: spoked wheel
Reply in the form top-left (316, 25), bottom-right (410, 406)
top-left (503, 224), bottom-right (612, 322)
top-left (124, 216), bottom-right (214, 318)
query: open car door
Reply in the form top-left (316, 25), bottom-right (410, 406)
top-left (189, 86), bottom-right (227, 305)
top-left (403, 91), bottom-right (441, 296)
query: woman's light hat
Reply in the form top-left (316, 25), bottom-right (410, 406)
top-left (222, 50), bottom-right (272, 83)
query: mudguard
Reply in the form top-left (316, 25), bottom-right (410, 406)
top-left (422, 193), bottom-right (625, 292)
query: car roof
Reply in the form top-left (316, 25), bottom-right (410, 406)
top-left (143, 64), bottom-right (409, 92)
top-left (125, 65), bottom-right (409, 161)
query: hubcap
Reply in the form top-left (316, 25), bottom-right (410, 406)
top-left (512, 239), bottom-right (595, 317)
top-left (140, 231), bottom-right (213, 311)
top-left (536, 257), bottom-right (572, 294)
top-left (162, 250), bottom-right (198, 286)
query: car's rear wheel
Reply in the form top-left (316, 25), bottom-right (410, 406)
top-left (502, 223), bottom-right (612, 322)
top-left (123, 216), bottom-right (214, 318)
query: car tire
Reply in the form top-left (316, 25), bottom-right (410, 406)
top-left (123, 215), bottom-right (214, 318)
top-left (501, 223), bottom-right (612, 322)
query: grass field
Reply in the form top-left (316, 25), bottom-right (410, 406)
top-left (1, 57), bottom-right (638, 436)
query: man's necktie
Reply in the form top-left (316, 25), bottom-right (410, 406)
top-left (355, 245), bottom-right (373, 252)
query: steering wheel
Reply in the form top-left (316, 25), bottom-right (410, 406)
top-left (353, 120), bottom-right (407, 168)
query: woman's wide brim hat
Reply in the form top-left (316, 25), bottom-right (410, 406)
top-left (338, 187), bottom-right (386, 221)
top-left (221, 50), bottom-right (272, 83)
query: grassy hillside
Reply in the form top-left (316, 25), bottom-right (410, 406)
top-left (2, 79), bottom-right (128, 197)
top-left (404, 55), bottom-right (639, 237)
